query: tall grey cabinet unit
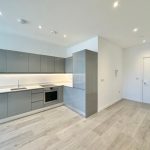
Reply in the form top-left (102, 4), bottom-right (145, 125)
top-left (64, 50), bottom-right (98, 117)
top-left (0, 50), bottom-right (7, 72)
top-left (65, 57), bottom-right (73, 73)
top-left (7, 51), bottom-right (28, 72)
top-left (8, 91), bottom-right (31, 117)
top-left (29, 54), bottom-right (41, 72)
top-left (54, 57), bottom-right (65, 73)
top-left (0, 94), bottom-right (7, 119)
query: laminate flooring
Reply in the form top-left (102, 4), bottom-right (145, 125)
top-left (0, 99), bottom-right (150, 150)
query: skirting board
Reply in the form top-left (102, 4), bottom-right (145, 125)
top-left (0, 103), bottom-right (64, 124)
top-left (98, 99), bottom-right (122, 112)
top-left (65, 104), bottom-right (85, 117)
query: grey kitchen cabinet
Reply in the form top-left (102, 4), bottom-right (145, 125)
top-left (41, 55), bottom-right (55, 73)
top-left (73, 50), bottom-right (86, 89)
top-left (8, 91), bottom-right (31, 117)
top-left (54, 57), bottom-right (65, 73)
top-left (0, 50), bottom-right (7, 72)
top-left (65, 57), bottom-right (73, 73)
top-left (31, 89), bottom-right (44, 103)
top-left (47, 56), bottom-right (55, 73)
top-left (64, 50), bottom-right (98, 117)
top-left (41, 55), bottom-right (48, 72)
top-left (0, 93), bottom-right (7, 119)
top-left (58, 86), bottom-right (63, 102)
top-left (29, 54), bottom-right (41, 72)
top-left (64, 87), bottom-right (85, 116)
top-left (7, 51), bottom-right (28, 72)
top-left (32, 101), bottom-right (43, 110)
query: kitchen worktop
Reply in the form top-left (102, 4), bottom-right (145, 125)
top-left (0, 82), bottom-right (73, 93)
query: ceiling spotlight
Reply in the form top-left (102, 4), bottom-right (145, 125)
top-left (63, 34), bottom-right (67, 38)
top-left (38, 25), bottom-right (42, 29)
top-left (0, 11), bottom-right (3, 16)
top-left (113, 1), bottom-right (119, 8)
top-left (142, 40), bottom-right (146, 43)
top-left (17, 18), bottom-right (28, 24)
top-left (133, 28), bottom-right (139, 32)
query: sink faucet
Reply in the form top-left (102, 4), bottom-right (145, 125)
top-left (17, 80), bottom-right (20, 88)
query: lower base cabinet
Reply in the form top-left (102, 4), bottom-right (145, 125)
top-left (0, 94), bottom-right (7, 119)
top-left (31, 101), bottom-right (44, 110)
top-left (8, 91), bottom-right (32, 117)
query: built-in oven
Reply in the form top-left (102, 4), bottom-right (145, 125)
top-left (44, 87), bottom-right (58, 103)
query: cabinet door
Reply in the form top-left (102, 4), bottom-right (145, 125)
top-left (41, 55), bottom-right (48, 72)
top-left (7, 51), bottom-right (28, 72)
top-left (8, 91), bottom-right (31, 117)
top-left (73, 51), bottom-right (86, 89)
top-left (0, 50), bottom-right (7, 72)
top-left (65, 57), bottom-right (73, 73)
top-left (32, 101), bottom-right (43, 110)
top-left (29, 54), bottom-right (41, 72)
top-left (64, 87), bottom-right (85, 115)
top-left (58, 86), bottom-right (63, 102)
top-left (55, 57), bottom-right (65, 73)
top-left (0, 94), bottom-right (7, 119)
top-left (47, 56), bottom-right (55, 73)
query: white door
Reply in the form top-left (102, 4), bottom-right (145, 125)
top-left (143, 57), bottom-right (150, 103)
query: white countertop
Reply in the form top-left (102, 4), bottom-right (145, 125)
top-left (0, 82), bottom-right (73, 93)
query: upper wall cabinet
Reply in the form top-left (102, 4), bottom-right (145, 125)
top-left (7, 51), bottom-right (28, 72)
top-left (0, 50), bottom-right (7, 72)
top-left (41, 55), bottom-right (55, 73)
top-left (54, 57), bottom-right (65, 73)
top-left (29, 54), bottom-right (41, 72)
top-left (65, 57), bottom-right (73, 73)
top-left (47, 56), bottom-right (55, 73)
top-left (0, 49), bottom-right (65, 73)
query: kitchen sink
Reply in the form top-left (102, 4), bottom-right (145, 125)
top-left (11, 87), bottom-right (27, 91)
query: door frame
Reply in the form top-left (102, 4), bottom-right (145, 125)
top-left (142, 57), bottom-right (150, 103)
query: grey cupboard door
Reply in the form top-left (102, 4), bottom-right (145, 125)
top-left (29, 54), bottom-right (41, 72)
top-left (47, 56), bottom-right (55, 73)
top-left (0, 50), bottom-right (7, 72)
top-left (55, 57), bottom-right (65, 73)
top-left (7, 51), bottom-right (28, 72)
top-left (8, 91), bottom-right (31, 117)
top-left (73, 50), bottom-right (86, 89)
top-left (65, 57), bottom-right (73, 73)
top-left (41, 55), bottom-right (48, 72)
top-left (0, 93), bottom-right (7, 119)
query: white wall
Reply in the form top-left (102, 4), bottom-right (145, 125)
top-left (98, 38), bottom-right (123, 111)
top-left (123, 44), bottom-right (150, 102)
top-left (66, 36), bottom-right (98, 57)
top-left (0, 32), bottom-right (66, 57)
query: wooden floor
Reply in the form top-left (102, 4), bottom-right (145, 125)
top-left (0, 100), bottom-right (150, 150)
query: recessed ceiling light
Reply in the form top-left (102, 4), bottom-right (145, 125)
top-left (0, 11), bottom-right (3, 16)
top-left (38, 25), bottom-right (42, 29)
top-left (113, 1), bottom-right (119, 8)
top-left (63, 34), bottom-right (67, 38)
top-left (133, 28), bottom-right (139, 32)
top-left (17, 18), bottom-right (28, 24)
top-left (142, 40), bottom-right (146, 43)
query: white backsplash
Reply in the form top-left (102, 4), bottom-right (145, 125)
top-left (0, 74), bottom-right (72, 88)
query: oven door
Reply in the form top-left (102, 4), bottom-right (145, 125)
top-left (44, 90), bottom-right (58, 103)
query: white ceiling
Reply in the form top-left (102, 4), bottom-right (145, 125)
top-left (0, 0), bottom-right (150, 48)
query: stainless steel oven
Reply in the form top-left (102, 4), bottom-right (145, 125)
top-left (44, 87), bottom-right (58, 103)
